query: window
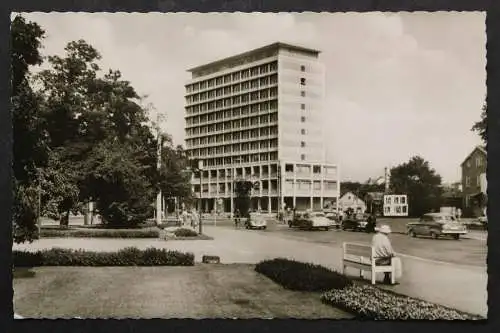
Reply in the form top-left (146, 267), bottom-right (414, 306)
top-left (300, 78), bottom-right (306, 86)
top-left (301, 103), bottom-right (306, 110)
top-left (301, 141), bottom-right (306, 147)
top-left (466, 160), bottom-right (471, 168)
top-left (401, 196), bottom-right (406, 204)
top-left (313, 165), bottom-right (321, 174)
top-left (476, 157), bottom-right (483, 167)
top-left (465, 176), bottom-right (470, 187)
top-left (301, 116), bottom-right (306, 122)
top-left (301, 154), bottom-right (306, 161)
top-left (301, 90), bottom-right (306, 97)
top-left (301, 129), bottom-right (306, 135)
top-left (300, 65), bottom-right (306, 72)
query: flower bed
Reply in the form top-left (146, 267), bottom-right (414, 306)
top-left (255, 258), bottom-right (352, 292)
top-left (321, 284), bottom-right (484, 320)
top-left (39, 227), bottom-right (160, 238)
top-left (13, 247), bottom-right (195, 267)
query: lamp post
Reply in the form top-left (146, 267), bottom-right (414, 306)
top-left (189, 159), bottom-right (204, 234)
top-left (155, 112), bottom-right (166, 226)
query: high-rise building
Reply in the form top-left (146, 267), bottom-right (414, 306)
top-left (184, 42), bottom-right (339, 214)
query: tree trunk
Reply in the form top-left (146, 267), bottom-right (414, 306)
top-left (60, 211), bottom-right (69, 229)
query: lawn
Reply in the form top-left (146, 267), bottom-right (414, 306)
top-left (13, 264), bottom-right (352, 319)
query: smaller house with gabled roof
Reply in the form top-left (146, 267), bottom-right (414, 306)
top-left (461, 145), bottom-right (487, 217)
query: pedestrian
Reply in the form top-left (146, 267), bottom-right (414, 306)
top-left (366, 211), bottom-right (377, 233)
top-left (371, 225), bottom-right (402, 284)
top-left (181, 210), bottom-right (189, 227)
top-left (457, 208), bottom-right (462, 221)
top-left (234, 208), bottom-right (240, 228)
top-left (191, 208), bottom-right (199, 229)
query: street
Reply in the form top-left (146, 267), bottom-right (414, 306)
top-left (206, 217), bottom-right (487, 268)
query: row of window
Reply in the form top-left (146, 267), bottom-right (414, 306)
top-left (188, 139), bottom-right (279, 156)
top-left (186, 74), bottom-right (278, 101)
top-left (186, 111), bottom-right (278, 128)
top-left (465, 156), bottom-right (485, 168)
top-left (186, 100), bottom-right (278, 117)
top-left (186, 126), bottom-right (278, 147)
top-left (186, 62), bottom-right (279, 93)
top-left (186, 116), bottom-right (278, 137)
top-left (196, 165), bottom-right (279, 178)
top-left (185, 96), bottom-right (279, 116)
top-left (186, 86), bottom-right (279, 108)
top-left (464, 174), bottom-right (483, 187)
top-left (285, 180), bottom-right (337, 191)
top-left (192, 152), bottom-right (279, 167)
top-left (384, 196), bottom-right (407, 205)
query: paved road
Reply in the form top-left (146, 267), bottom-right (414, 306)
top-left (204, 218), bottom-right (487, 267)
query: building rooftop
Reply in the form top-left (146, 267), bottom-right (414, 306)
top-left (187, 42), bottom-right (321, 74)
top-left (460, 145), bottom-right (487, 166)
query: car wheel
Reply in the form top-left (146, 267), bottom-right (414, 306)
top-left (262, 226), bottom-right (267, 230)
top-left (409, 230), bottom-right (417, 238)
top-left (430, 231), bottom-right (438, 239)
top-left (453, 234), bottom-right (460, 240)
top-left (288, 222), bottom-right (292, 228)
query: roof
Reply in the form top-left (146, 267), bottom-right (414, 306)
top-left (187, 42), bottom-right (321, 73)
top-left (461, 145), bottom-right (487, 166)
top-left (365, 192), bottom-right (385, 200)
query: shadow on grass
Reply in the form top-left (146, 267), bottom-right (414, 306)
top-left (13, 268), bottom-right (36, 279)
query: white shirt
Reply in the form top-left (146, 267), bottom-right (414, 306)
top-left (371, 233), bottom-right (395, 258)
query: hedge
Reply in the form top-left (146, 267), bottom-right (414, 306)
top-left (255, 258), bottom-right (352, 292)
top-left (13, 247), bottom-right (195, 267)
top-left (39, 227), bottom-right (160, 238)
top-left (321, 284), bottom-right (484, 320)
top-left (173, 228), bottom-right (199, 237)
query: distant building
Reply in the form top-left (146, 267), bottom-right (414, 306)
top-left (339, 191), bottom-right (367, 213)
top-left (461, 146), bottom-right (487, 217)
top-left (383, 194), bottom-right (409, 217)
top-left (364, 192), bottom-right (385, 216)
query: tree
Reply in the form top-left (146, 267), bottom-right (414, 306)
top-left (389, 156), bottom-right (443, 217)
top-left (11, 15), bottom-right (47, 243)
top-left (159, 143), bottom-right (192, 203)
top-left (82, 140), bottom-right (155, 227)
top-left (472, 101), bottom-right (487, 144)
top-left (234, 180), bottom-right (253, 218)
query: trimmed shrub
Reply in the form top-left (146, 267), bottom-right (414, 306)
top-left (13, 247), bottom-right (195, 267)
top-left (321, 284), bottom-right (484, 320)
top-left (173, 228), bottom-right (198, 237)
top-left (255, 258), bottom-right (352, 292)
top-left (39, 227), bottom-right (160, 238)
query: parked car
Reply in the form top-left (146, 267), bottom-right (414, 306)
top-left (342, 213), bottom-right (368, 232)
top-left (288, 211), bottom-right (332, 230)
top-left (407, 212), bottom-right (467, 240)
top-left (245, 212), bottom-right (267, 230)
top-left (324, 211), bottom-right (342, 229)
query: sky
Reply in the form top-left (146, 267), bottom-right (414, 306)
top-left (19, 12), bottom-right (486, 183)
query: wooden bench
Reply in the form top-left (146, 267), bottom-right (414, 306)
top-left (341, 242), bottom-right (396, 285)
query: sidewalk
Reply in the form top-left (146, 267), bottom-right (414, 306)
top-left (13, 226), bottom-right (487, 317)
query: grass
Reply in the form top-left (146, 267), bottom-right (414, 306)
top-left (13, 264), bottom-right (352, 319)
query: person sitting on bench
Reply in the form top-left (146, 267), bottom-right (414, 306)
top-left (372, 225), bottom-right (399, 284)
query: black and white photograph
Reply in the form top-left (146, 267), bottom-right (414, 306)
top-left (11, 11), bottom-right (487, 320)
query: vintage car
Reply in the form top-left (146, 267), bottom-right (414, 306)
top-left (407, 212), bottom-right (467, 240)
top-left (342, 213), bottom-right (369, 232)
top-left (324, 211), bottom-right (342, 229)
top-left (288, 211), bottom-right (332, 230)
top-left (245, 212), bottom-right (267, 230)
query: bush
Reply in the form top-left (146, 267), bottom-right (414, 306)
top-left (39, 227), bottom-right (160, 238)
top-left (255, 258), bottom-right (352, 292)
top-left (173, 228), bottom-right (198, 237)
top-left (13, 247), bottom-right (195, 267)
top-left (321, 284), bottom-right (483, 320)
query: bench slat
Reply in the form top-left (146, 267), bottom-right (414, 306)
top-left (344, 243), bottom-right (373, 258)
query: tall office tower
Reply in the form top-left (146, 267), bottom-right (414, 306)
top-left (184, 42), bottom-right (339, 214)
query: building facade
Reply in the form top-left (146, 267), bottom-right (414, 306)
top-left (461, 146), bottom-right (487, 217)
top-left (338, 192), bottom-right (367, 213)
top-left (184, 42), bottom-right (339, 214)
